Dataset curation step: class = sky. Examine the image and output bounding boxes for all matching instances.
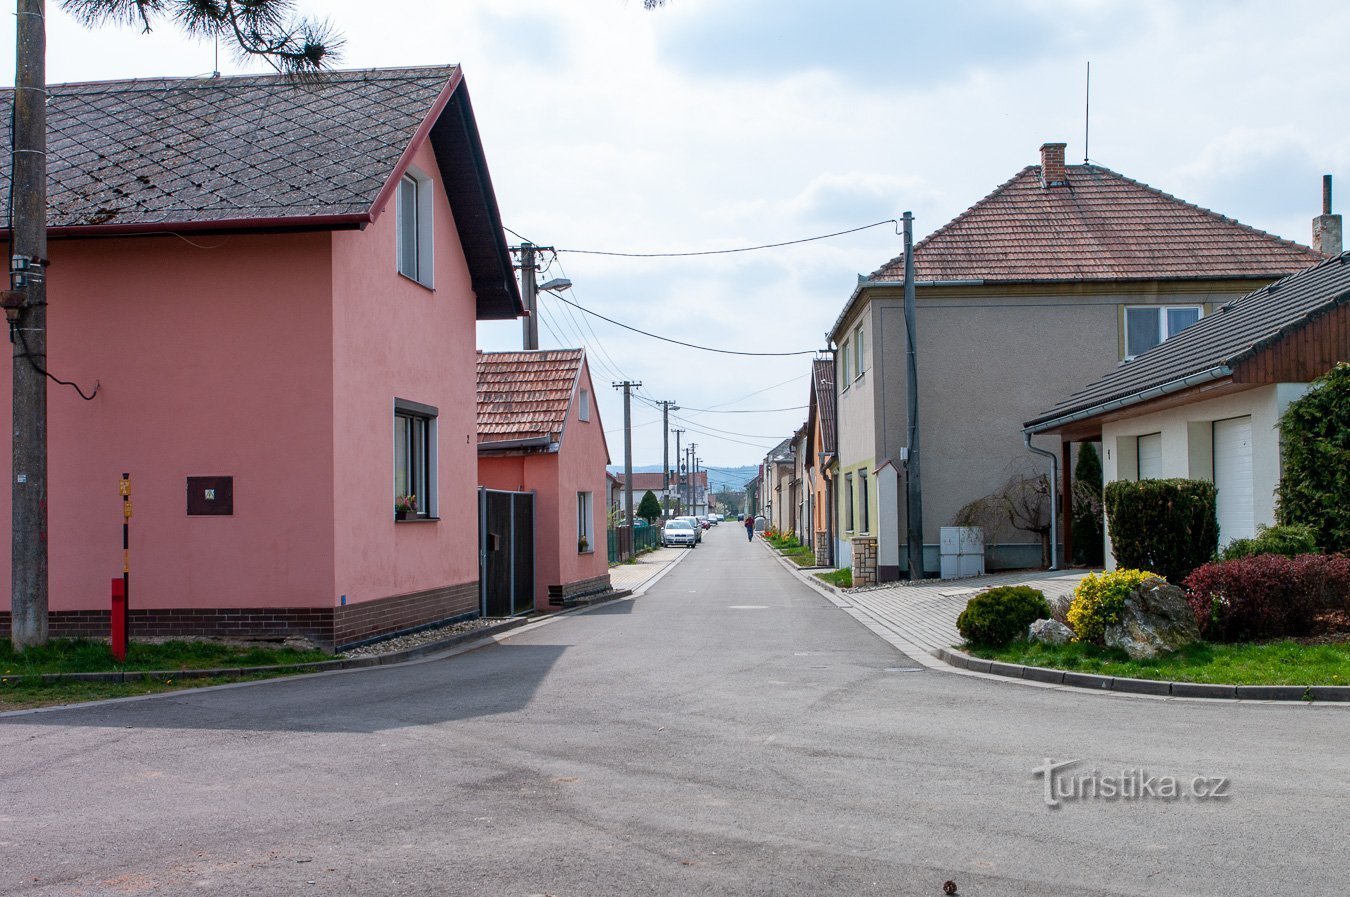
[2,0,1346,480]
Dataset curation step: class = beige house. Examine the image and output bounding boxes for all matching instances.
[829,142,1325,579]
[1025,250,1348,560]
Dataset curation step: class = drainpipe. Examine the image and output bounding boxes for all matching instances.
[1022,432,1059,571]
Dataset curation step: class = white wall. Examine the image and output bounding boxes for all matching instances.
[1099,383,1308,566]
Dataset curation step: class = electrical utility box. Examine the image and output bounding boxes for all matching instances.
[939,526,985,579]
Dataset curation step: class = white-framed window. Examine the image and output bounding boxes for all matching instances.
[396,170,435,287]
[840,340,851,392]
[844,472,855,530]
[394,398,437,518]
[858,469,869,532]
[579,387,591,422]
[577,492,594,552]
[853,325,865,379]
[1124,305,1201,358]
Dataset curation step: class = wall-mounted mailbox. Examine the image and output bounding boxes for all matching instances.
[187,476,233,515]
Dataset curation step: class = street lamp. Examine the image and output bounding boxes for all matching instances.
[538,277,572,292]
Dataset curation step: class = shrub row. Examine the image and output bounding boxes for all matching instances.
[1104,478,1217,584]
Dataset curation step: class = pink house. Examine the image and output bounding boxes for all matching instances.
[477,350,614,611]
[0,66,522,649]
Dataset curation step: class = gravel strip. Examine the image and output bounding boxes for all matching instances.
[341,618,501,658]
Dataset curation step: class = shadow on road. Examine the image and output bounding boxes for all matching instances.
[3,642,568,734]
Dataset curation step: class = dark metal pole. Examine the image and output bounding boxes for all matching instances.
[903,211,925,581]
[672,429,683,516]
[614,381,640,531]
[659,401,676,518]
[10,0,49,649]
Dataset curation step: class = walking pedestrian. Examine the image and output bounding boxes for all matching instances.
[745,515,755,542]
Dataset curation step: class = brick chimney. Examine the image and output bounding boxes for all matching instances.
[1039,142,1068,188]
[1313,174,1343,256]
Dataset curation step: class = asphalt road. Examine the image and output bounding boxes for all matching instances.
[1,525,1347,896]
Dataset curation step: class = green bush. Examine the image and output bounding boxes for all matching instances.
[956,586,1051,648]
[1066,568,1161,645]
[1071,443,1105,566]
[1277,362,1350,552]
[637,490,663,523]
[1103,478,1218,584]
[1219,524,1320,561]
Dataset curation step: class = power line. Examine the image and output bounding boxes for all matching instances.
[678,404,808,414]
[553,294,816,357]
[670,414,799,441]
[558,219,900,258]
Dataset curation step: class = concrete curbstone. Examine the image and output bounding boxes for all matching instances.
[1308,686,1350,702]
[1062,671,1113,690]
[965,658,993,674]
[1171,682,1237,699]
[1110,676,1171,696]
[988,661,1026,679]
[1021,665,1065,685]
[1234,685,1309,702]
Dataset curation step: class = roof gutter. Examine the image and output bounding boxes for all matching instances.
[1023,365,1233,436]
[828,278,987,340]
[8,213,372,240]
[477,435,558,453]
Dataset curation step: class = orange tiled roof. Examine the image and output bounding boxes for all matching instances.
[870,164,1324,284]
[477,349,584,445]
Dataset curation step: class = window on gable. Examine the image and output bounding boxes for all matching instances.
[396,171,434,287]
[853,325,865,379]
[1124,305,1201,359]
[394,398,437,519]
[579,387,591,422]
[840,340,851,392]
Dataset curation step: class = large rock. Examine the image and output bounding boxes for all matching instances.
[1028,618,1073,645]
[1105,580,1202,660]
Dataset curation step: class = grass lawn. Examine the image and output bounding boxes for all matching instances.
[969,639,1350,686]
[0,638,330,710]
[814,568,853,589]
[0,670,307,712]
[784,546,816,567]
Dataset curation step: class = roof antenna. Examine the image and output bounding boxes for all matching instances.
[1083,60,1091,164]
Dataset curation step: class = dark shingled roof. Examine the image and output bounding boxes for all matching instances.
[871,163,1324,284]
[1026,252,1350,430]
[0,65,521,318]
[477,350,585,446]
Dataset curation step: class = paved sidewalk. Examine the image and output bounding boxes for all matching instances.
[606,545,691,593]
[842,569,1089,652]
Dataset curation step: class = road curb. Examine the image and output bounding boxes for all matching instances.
[934,646,1350,704]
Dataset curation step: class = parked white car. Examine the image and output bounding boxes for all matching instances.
[675,515,703,542]
[662,518,697,548]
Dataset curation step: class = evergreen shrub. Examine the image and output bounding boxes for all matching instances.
[956,586,1051,648]
[1103,478,1217,584]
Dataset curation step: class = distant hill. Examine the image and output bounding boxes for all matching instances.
[607,463,757,493]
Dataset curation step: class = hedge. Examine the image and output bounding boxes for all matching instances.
[1103,478,1217,585]
[1277,362,1350,552]
[1184,553,1350,642]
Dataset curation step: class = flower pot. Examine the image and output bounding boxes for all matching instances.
[395,508,410,521]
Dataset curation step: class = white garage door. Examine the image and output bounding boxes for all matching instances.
[1213,416,1254,544]
[1137,433,1163,479]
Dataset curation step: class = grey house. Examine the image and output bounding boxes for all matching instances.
[829,142,1325,578]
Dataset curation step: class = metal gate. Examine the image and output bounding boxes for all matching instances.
[479,488,535,617]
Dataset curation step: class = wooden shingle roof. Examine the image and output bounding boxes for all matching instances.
[871,164,1324,284]
[477,350,585,446]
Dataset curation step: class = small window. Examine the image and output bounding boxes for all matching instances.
[577,492,594,551]
[1124,305,1201,358]
[858,469,869,532]
[840,340,851,391]
[579,387,591,422]
[396,171,434,287]
[395,398,437,518]
[844,472,855,531]
[853,325,865,379]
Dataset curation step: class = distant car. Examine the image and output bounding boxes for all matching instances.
[662,518,697,548]
[707,515,720,526]
[675,515,703,542]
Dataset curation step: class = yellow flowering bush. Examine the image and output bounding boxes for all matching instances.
[1066,568,1163,644]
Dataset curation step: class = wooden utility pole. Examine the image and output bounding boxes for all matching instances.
[671,429,684,516]
[9,0,49,649]
[656,400,677,518]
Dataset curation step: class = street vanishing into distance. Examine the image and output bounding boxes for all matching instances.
[2,526,1344,897]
